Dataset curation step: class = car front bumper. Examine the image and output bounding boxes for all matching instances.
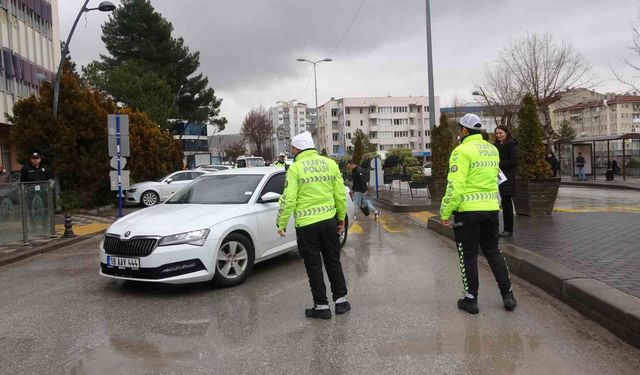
[99,237,219,284]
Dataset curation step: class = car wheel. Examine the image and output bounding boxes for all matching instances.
[339,217,349,249]
[213,233,255,287]
[140,190,159,207]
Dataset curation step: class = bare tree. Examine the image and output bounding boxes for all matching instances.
[224,140,247,163]
[474,63,524,131]
[613,15,640,92]
[241,106,274,157]
[500,33,593,151]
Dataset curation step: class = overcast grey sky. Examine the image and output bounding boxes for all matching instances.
[59,0,639,133]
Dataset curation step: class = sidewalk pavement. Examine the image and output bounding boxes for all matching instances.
[561,177,640,191]
[0,207,138,267]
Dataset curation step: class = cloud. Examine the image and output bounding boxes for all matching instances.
[58,0,639,132]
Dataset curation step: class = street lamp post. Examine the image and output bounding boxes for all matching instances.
[297,58,332,152]
[472,88,500,127]
[52,1,115,118]
[425,0,436,131]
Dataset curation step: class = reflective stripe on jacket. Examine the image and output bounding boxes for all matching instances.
[277,149,347,230]
[440,134,500,220]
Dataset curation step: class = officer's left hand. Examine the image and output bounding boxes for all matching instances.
[443,219,452,227]
[277,230,286,237]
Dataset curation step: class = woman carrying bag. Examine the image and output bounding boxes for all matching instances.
[494,126,518,237]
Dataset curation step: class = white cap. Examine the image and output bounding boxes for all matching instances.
[459,113,483,130]
[291,131,315,150]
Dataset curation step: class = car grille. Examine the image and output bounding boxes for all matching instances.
[104,235,158,257]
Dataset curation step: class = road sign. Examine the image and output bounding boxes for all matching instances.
[108,115,129,135]
[108,135,130,157]
[110,156,127,170]
[110,170,130,191]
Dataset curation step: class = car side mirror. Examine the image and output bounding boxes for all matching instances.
[259,192,281,203]
[166,178,173,184]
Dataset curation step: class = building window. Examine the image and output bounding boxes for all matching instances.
[346,108,350,115]
[377,106,392,113]
[394,131,409,138]
[393,106,408,113]
[425,143,431,149]
[369,132,377,139]
[379,131,394,139]
[378,119,392,126]
[332,133,339,141]
[347,133,352,139]
[346,120,351,127]
[393,118,408,125]
[360,108,363,114]
[360,120,363,126]
[410,130,415,137]
[333,145,340,154]
[331,109,338,117]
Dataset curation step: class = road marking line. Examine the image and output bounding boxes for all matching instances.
[350,222,364,234]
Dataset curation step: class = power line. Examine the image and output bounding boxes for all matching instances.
[299,67,314,104]
[329,0,366,57]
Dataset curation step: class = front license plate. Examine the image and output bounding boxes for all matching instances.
[107,255,140,269]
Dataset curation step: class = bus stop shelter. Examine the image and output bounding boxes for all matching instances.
[556,133,640,181]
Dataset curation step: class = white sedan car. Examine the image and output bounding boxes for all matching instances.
[125,170,207,207]
[100,167,355,286]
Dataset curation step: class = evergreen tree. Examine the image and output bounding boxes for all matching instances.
[350,129,373,164]
[558,119,577,140]
[515,94,552,178]
[91,0,226,130]
[431,113,455,177]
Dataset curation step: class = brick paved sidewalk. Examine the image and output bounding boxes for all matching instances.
[502,212,640,298]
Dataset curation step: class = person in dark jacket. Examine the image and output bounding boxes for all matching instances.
[545,152,560,177]
[494,126,517,237]
[346,160,379,221]
[20,152,53,182]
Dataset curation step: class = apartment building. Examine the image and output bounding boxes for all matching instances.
[0,0,60,171]
[549,88,605,134]
[553,95,640,137]
[267,101,316,155]
[316,96,440,157]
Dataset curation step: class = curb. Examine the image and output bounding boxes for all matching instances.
[561,181,640,191]
[372,197,439,213]
[0,232,103,267]
[424,215,640,349]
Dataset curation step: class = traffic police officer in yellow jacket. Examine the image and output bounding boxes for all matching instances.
[441,114,516,314]
[277,131,350,319]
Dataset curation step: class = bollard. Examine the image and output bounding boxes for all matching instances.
[63,213,75,237]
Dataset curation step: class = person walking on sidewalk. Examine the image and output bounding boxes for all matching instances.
[545,152,560,177]
[576,152,586,181]
[494,126,518,237]
[0,164,10,183]
[277,131,350,319]
[346,160,379,221]
[440,114,516,315]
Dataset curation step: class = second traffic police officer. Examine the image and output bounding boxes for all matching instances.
[274,153,288,170]
[440,114,516,315]
[277,131,350,319]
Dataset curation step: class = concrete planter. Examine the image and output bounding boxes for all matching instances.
[513,178,561,216]
[425,176,448,204]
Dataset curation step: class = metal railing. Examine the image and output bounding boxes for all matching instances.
[0,181,56,246]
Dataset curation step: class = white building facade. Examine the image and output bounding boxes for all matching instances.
[0,0,60,171]
[553,95,640,137]
[267,101,316,155]
[316,96,440,157]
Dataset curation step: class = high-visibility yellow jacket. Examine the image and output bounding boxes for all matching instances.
[273,160,286,168]
[277,149,347,230]
[440,134,501,220]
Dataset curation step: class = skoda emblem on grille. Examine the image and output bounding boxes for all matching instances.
[124,231,131,238]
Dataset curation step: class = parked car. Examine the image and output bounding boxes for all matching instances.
[125,170,207,207]
[196,165,232,172]
[423,162,432,177]
[235,156,265,168]
[100,167,355,286]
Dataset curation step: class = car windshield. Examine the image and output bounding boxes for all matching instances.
[166,175,264,204]
[246,158,265,167]
[156,172,174,182]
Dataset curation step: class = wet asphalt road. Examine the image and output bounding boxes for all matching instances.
[1,213,639,375]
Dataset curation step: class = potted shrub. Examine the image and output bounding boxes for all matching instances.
[427,113,455,203]
[512,94,560,216]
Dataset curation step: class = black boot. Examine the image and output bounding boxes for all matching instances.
[457,297,479,314]
[305,306,331,320]
[335,301,351,315]
[502,292,517,311]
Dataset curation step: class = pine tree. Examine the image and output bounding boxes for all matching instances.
[558,119,577,140]
[516,94,552,178]
[92,0,226,130]
[350,129,373,164]
[431,113,455,177]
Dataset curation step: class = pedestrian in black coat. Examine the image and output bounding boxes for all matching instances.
[494,126,518,237]
[545,152,560,177]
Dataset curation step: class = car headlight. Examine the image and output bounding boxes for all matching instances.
[128,189,137,193]
[158,229,210,246]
